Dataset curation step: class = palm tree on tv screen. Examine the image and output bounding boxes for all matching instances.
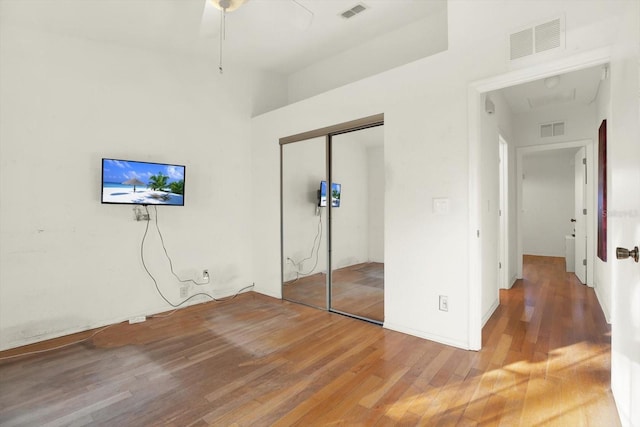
[148,173,169,191]
[168,180,184,195]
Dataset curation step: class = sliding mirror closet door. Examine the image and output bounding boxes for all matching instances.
[330,126,384,323]
[281,137,328,309]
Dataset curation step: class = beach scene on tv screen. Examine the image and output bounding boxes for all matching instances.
[102,159,184,205]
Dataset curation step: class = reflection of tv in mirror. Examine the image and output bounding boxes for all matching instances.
[101,158,185,206]
[318,181,341,207]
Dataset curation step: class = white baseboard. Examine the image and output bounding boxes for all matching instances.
[593,285,611,324]
[0,287,255,352]
[383,322,470,350]
[482,298,500,327]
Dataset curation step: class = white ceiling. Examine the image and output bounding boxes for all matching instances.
[499,65,605,114]
[0,0,446,75]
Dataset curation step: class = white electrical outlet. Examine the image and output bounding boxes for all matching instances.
[439,295,448,312]
[203,269,209,282]
[129,316,146,324]
[180,285,188,299]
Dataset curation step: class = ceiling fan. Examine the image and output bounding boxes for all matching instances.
[210,0,247,13]
[201,0,314,73]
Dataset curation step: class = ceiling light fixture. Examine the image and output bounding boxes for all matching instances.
[543,75,561,89]
[210,0,248,74]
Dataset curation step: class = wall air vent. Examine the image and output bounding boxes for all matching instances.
[509,16,564,61]
[535,19,561,53]
[510,28,534,60]
[340,3,368,19]
[540,121,565,138]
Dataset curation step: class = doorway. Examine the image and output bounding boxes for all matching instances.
[467,48,611,350]
[516,141,594,284]
[280,114,385,324]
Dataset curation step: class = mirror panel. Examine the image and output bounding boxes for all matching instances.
[281,137,327,309]
[330,126,384,322]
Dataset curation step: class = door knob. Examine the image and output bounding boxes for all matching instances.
[616,246,639,263]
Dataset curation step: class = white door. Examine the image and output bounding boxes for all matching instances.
[574,147,587,283]
[610,60,640,426]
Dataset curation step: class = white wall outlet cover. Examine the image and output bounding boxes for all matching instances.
[432,198,450,214]
[129,316,146,324]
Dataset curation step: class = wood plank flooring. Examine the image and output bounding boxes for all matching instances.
[0,255,619,426]
[283,262,384,322]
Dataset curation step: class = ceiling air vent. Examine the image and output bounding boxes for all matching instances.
[340,3,368,19]
[509,16,564,61]
[540,121,565,138]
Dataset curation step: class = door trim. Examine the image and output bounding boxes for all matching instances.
[279,114,384,145]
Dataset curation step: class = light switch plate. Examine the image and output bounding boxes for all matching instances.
[433,198,450,214]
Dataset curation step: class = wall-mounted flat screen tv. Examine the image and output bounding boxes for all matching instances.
[318,181,341,207]
[101,158,185,206]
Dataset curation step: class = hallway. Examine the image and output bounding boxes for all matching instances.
[480,255,618,425]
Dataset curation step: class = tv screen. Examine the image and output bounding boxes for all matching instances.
[318,181,341,207]
[101,158,185,206]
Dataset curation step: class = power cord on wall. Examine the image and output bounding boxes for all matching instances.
[285,209,323,284]
[150,205,209,286]
[141,205,254,308]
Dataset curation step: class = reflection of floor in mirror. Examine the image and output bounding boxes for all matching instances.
[283,262,384,322]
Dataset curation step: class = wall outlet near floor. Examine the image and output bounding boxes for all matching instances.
[202,269,209,282]
[439,295,449,312]
[129,316,146,324]
[180,285,188,299]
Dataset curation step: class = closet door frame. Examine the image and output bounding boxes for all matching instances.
[280,114,384,312]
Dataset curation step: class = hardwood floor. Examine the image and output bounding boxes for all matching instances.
[0,256,619,426]
[283,262,384,322]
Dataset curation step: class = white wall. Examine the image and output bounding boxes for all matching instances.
[479,94,500,323]
[594,72,612,322]
[0,12,274,350]
[496,93,520,287]
[252,0,631,350]
[522,150,577,257]
[287,6,448,104]
[486,91,518,288]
